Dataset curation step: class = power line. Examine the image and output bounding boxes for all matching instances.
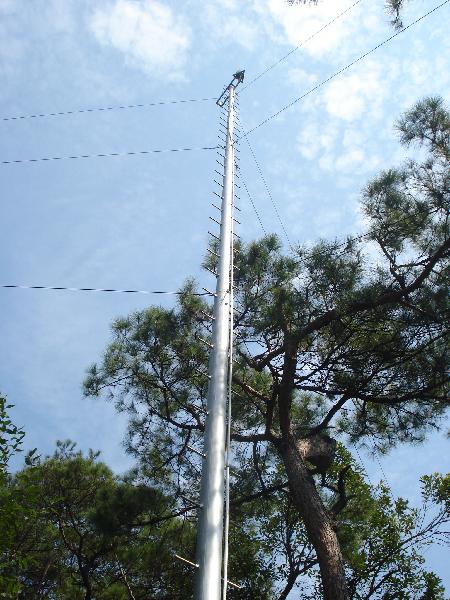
[239,0,363,93]
[1,284,212,296]
[372,442,398,505]
[352,444,375,487]
[246,0,450,135]
[1,145,219,165]
[239,172,267,236]
[324,233,367,252]
[233,105,267,237]
[1,97,216,123]
[240,122,293,249]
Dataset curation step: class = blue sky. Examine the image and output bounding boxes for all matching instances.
[1,0,449,589]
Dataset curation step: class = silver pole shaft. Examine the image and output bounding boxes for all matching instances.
[195,84,236,600]
[222,222,234,600]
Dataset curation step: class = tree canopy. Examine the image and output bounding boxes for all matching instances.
[2,440,276,598]
[3,441,197,599]
[2,439,448,599]
[1,396,42,596]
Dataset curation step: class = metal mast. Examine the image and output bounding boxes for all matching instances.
[195,70,244,600]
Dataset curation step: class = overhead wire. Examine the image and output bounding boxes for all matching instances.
[352,444,375,487]
[0,241,373,303]
[230,2,383,248]
[246,0,450,135]
[353,442,397,506]
[0,284,212,296]
[238,113,293,249]
[239,172,267,236]
[370,436,398,506]
[1,145,219,165]
[1,97,216,123]
[301,232,368,255]
[239,0,363,93]
[233,103,267,237]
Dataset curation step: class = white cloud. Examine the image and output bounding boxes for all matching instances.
[287,67,318,89]
[199,2,259,51]
[0,0,16,14]
[296,96,383,176]
[260,0,380,59]
[44,0,77,35]
[0,1,26,77]
[322,62,384,121]
[90,0,191,80]
[297,120,339,159]
[335,147,364,171]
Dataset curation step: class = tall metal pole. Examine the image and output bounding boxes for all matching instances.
[195,80,237,600]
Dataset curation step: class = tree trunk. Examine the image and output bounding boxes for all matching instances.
[78,562,92,600]
[279,433,348,600]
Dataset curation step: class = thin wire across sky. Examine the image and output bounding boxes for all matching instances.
[0,284,212,296]
[239,0,364,93]
[246,0,450,134]
[0,97,216,123]
[2,0,447,140]
[2,0,448,291]
[0,2,363,124]
[1,145,219,165]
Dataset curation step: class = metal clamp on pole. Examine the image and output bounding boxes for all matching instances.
[216,70,245,107]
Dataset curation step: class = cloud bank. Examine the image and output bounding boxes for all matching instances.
[90,0,191,80]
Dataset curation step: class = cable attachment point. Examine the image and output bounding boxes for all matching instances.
[186,444,207,459]
[200,310,214,321]
[197,335,214,349]
[179,493,203,509]
[193,366,211,380]
[216,70,245,107]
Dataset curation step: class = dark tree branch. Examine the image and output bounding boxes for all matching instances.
[296,237,450,341]
[309,395,350,436]
[231,482,289,509]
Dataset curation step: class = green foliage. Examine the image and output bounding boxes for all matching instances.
[275,445,449,598]
[0,394,25,469]
[386,0,408,28]
[4,440,448,598]
[421,472,450,512]
[420,572,446,599]
[0,395,38,597]
[397,96,450,161]
[4,441,197,599]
